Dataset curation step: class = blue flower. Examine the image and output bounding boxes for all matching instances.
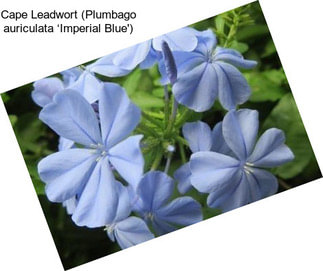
[105,182,154,249]
[133,171,202,235]
[167,29,257,112]
[174,120,230,194]
[87,27,199,77]
[188,109,294,212]
[37,83,144,227]
[31,67,102,107]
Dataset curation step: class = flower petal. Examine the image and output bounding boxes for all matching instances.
[113,41,151,70]
[182,121,212,153]
[136,171,174,212]
[214,62,251,110]
[156,196,202,227]
[63,197,78,215]
[174,163,193,194]
[190,151,240,193]
[72,157,119,228]
[113,181,132,222]
[113,217,154,249]
[61,67,83,87]
[39,90,102,146]
[68,70,103,103]
[222,109,259,161]
[108,135,144,189]
[32,77,64,107]
[210,122,231,155]
[214,47,257,69]
[152,27,198,52]
[245,168,278,199]
[208,173,250,212]
[248,128,294,167]
[173,62,218,112]
[38,148,97,202]
[99,83,141,148]
[58,136,74,151]
[87,53,132,77]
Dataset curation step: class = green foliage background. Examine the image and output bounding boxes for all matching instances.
[1,2,321,269]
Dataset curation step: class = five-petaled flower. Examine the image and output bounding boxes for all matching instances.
[189,109,294,211]
[38,83,144,227]
[166,29,257,112]
[132,171,203,235]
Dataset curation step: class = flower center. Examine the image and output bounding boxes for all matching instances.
[90,143,108,162]
[243,162,254,175]
[145,212,154,221]
[104,223,116,234]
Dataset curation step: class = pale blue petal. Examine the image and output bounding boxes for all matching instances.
[39,90,102,146]
[190,151,240,193]
[222,109,259,161]
[63,197,78,215]
[174,163,193,194]
[193,28,217,51]
[214,62,251,110]
[173,62,218,112]
[99,83,141,148]
[32,78,64,107]
[72,158,119,228]
[113,41,151,70]
[151,216,176,235]
[152,27,198,52]
[214,47,257,69]
[38,148,97,202]
[87,53,132,77]
[113,181,132,222]
[210,122,231,155]
[108,135,144,189]
[248,128,294,167]
[61,67,83,87]
[68,70,103,103]
[136,171,174,212]
[182,121,212,153]
[208,173,250,212]
[113,217,154,249]
[245,168,278,199]
[140,47,159,69]
[157,196,202,226]
[58,137,74,151]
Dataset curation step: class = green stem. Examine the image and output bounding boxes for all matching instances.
[175,135,189,146]
[142,112,163,129]
[165,97,178,136]
[138,123,159,137]
[178,142,187,164]
[150,147,164,170]
[164,85,170,129]
[175,108,191,128]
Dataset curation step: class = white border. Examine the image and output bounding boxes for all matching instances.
[0,0,322,270]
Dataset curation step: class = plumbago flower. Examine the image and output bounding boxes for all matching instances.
[186,109,294,211]
[87,27,199,77]
[164,29,257,112]
[38,83,144,227]
[132,171,202,235]
[105,182,154,249]
[174,120,230,194]
[31,66,102,107]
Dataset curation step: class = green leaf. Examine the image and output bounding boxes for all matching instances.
[262,93,316,179]
[245,70,287,102]
[1,93,10,103]
[230,40,249,53]
[9,115,18,127]
[130,92,164,109]
[261,39,276,58]
[215,16,225,33]
[236,24,269,41]
[123,68,142,95]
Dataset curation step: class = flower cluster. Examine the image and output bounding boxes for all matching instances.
[32,26,294,250]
